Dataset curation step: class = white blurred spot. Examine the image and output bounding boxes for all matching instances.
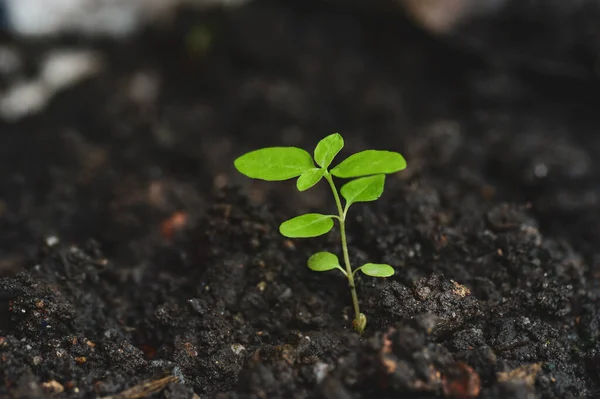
[41,50,103,91]
[128,71,160,105]
[314,362,331,384]
[0,50,102,121]
[0,81,47,121]
[45,236,60,246]
[534,163,548,178]
[4,0,253,38]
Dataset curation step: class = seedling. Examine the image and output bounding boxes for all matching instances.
[234,133,406,334]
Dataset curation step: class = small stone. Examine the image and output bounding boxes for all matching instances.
[452,281,471,297]
[231,344,246,355]
[497,363,542,387]
[415,286,432,300]
[257,281,267,292]
[42,380,64,394]
[278,287,292,300]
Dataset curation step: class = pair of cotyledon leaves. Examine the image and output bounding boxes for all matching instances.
[307,251,395,277]
[234,133,406,278]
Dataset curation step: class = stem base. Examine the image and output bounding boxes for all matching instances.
[353,313,367,334]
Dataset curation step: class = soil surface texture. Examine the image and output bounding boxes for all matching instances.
[2,1,600,398]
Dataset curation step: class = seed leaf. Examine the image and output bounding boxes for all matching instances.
[307,251,340,272]
[330,150,406,178]
[279,213,334,238]
[297,168,324,191]
[314,133,344,169]
[359,263,395,277]
[234,147,314,181]
[340,175,385,207]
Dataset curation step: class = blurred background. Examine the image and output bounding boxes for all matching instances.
[1,0,600,273]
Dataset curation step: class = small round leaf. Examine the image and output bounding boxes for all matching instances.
[359,263,395,277]
[330,150,406,178]
[297,168,324,191]
[234,147,314,181]
[340,174,385,206]
[279,213,334,238]
[314,133,344,169]
[307,251,340,272]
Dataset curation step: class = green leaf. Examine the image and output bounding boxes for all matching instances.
[307,251,340,272]
[279,213,334,238]
[234,147,314,181]
[314,133,344,169]
[359,263,395,277]
[340,175,385,207]
[296,168,324,191]
[330,150,406,178]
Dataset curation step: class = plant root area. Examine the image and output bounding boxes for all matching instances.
[2,1,600,398]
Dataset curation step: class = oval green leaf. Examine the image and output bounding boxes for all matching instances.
[234,147,314,181]
[330,150,406,178]
[314,133,344,169]
[340,174,385,206]
[279,213,334,238]
[307,251,340,272]
[359,263,395,277]
[296,168,324,191]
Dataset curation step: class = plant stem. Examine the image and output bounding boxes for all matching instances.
[324,172,365,334]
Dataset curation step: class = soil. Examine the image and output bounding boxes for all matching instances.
[2,1,600,398]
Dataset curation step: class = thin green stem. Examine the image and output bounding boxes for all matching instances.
[342,203,350,220]
[351,265,364,277]
[324,171,364,333]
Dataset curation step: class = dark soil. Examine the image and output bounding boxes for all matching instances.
[2,1,600,398]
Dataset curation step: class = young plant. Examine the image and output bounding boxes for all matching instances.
[234,133,406,334]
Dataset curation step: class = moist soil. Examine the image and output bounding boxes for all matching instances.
[2,1,600,398]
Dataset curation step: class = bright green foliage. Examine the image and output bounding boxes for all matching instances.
[279,214,334,238]
[297,168,325,191]
[314,133,344,169]
[330,150,406,178]
[340,174,385,208]
[356,263,395,277]
[234,133,407,334]
[308,251,343,273]
[234,147,314,180]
